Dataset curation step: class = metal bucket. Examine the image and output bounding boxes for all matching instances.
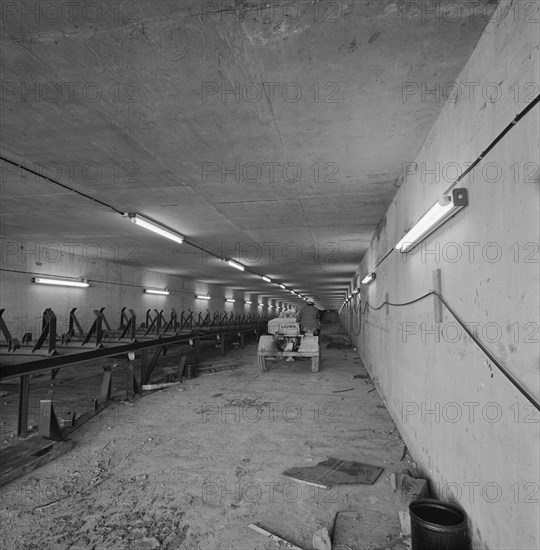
[409,499,469,550]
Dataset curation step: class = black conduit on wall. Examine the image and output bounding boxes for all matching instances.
[342,291,540,411]
[360,95,540,275]
[341,96,540,409]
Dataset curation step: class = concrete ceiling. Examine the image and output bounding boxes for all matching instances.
[0,0,496,309]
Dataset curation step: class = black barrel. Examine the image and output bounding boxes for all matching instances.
[409,499,469,550]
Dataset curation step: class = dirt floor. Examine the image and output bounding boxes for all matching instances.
[0,323,415,549]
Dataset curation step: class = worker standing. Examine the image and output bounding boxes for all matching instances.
[296,297,321,335]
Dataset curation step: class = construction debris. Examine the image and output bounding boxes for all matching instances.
[141,382,182,391]
[395,469,429,502]
[196,360,238,375]
[283,457,384,488]
[312,527,332,550]
[399,510,411,537]
[248,524,305,550]
[0,437,75,486]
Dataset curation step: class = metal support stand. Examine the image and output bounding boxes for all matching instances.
[100,365,113,402]
[0,309,20,351]
[119,308,137,341]
[17,375,30,436]
[125,358,140,401]
[38,399,62,439]
[220,334,226,356]
[82,308,108,347]
[68,308,84,339]
[32,308,57,355]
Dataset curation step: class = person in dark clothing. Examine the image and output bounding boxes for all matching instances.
[296,297,321,334]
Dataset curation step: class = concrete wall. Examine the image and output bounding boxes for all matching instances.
[341,2,539,548]
[0,241,269,339]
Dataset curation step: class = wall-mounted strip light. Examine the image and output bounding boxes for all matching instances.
[226,298,236,303]
[245,300,252,305]
[227,259,245,271]
[129,214,184,244]
[395,188,468,253]
[196,294,211,300]
[361,273,376,285]
[144,288,169,295]
[261,276,271,283]
[32,277,89,288]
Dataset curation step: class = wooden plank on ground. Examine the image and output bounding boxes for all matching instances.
[248,524,305,550]
[0,438,75,486]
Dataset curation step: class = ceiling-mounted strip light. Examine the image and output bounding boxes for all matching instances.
[258,303,264,307]
[226,298,236,303]
[32,277,89,288]
[395,188,468,253]
[261,276,271,283]
[245,300,252,305]
[196,294,211,300]
[361,273,376,285]
[352,288,359,295]
[144,288,169,295]
[227,259,245,271]
[279,284,286,289]
[129,214,184,244]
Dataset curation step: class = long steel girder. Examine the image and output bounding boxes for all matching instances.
[0,327,265,380]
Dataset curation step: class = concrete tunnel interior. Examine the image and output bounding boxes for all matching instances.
[0,0,539,549]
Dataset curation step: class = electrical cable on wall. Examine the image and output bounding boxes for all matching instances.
[356,94,540,279]
[358,290,540,412]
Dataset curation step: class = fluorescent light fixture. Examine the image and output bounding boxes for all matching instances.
[144,288,169,295]
[352,288,359,295]
[32,277,89,288]
[129,214,184,244]
[361,273,376,285]
[226,298,236,303]
[261,276,271,283]
[279,284,286,289]
[258,303,264,307]
[245,300,252,305]
[196,294,211,300]
[395,188,468,253]
[226,259,245,271]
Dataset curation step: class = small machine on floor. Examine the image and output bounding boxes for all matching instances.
[257,318,321,373]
